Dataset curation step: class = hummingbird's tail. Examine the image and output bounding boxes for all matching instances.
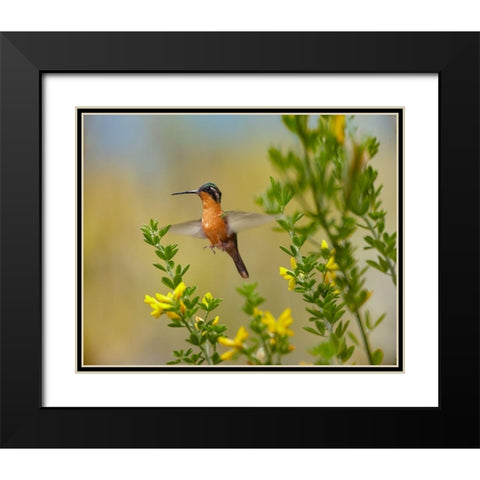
[231,251,249,279]
[225,236,249,279]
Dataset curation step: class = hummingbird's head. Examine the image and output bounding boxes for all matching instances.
[172,182,222,204]
[197,183,222,204]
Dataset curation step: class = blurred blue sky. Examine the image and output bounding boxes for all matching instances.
[84,113,396,182]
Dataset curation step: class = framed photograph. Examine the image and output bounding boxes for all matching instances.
[1,32,478,447]
[77,107,402,372]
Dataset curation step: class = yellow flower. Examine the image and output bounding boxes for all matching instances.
[261,311,277,334]
[277,308,294,336]
[144,293,175,318]
[321,248,339,291]
[144,283,187,319]
[154,292,174,308]
[359,290,373,306]
[218,326,248,348]
[144,294,162,318]
[261,308,294,337]
[219,349,236,361]
[326,256,339,271]
[332,115,346,144]
[279,257,297,290]
[212,315,220,326]
[202,292,213,304]
[173,281,186,300]
[323,271,340,294]
[218,326,248,361]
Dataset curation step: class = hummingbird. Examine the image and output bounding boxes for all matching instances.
[170,182,272,278]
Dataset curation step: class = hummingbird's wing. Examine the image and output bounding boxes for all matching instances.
[169,219,206,238]
[225,211,274,234]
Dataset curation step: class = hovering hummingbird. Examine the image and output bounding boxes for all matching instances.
[170,182,272,278]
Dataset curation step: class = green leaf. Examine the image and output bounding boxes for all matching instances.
[161,277,174,289]
[155,249,166,260]
[347,332,360,346]
[269,148,287,170]
[143,236,154,246]
[187,334,199,346]
[158,225,171,237]
[333,309,346,323]
[374,313,386,328]
[315,320,326,336]
[364,236,375,247]
[305,307,322,318]
[276,219,290,231]
[372,349,384,365]
[365,311,372,329]
[292,235,301,247]
[282,115,299,134]
[378,257,389,272]
[341,345,355,363]
[313,340,336,359]
[335,322,344,338]
[303,326,322,336]
[366,259,382,271]
[292,212,304,224]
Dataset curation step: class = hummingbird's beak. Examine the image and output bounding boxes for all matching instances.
[171,189,199,196]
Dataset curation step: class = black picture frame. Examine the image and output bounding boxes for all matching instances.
[1,32,478,448]
[76,106,404,373]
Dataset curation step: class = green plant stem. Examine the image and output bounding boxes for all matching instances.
[184,318,213,365]
[363,216,397,285]
[300,140,323,218]
[275,350,282,365]
[159,250,214,366]
[354,311,374,365]
[203,339,212,365]
[259,334,273,364]
[285,227,343,365]
[317,212,374,365]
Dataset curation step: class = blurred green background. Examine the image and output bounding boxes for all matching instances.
[83,113,397,366]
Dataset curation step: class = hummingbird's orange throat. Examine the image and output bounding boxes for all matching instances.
[198,191,228,247]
